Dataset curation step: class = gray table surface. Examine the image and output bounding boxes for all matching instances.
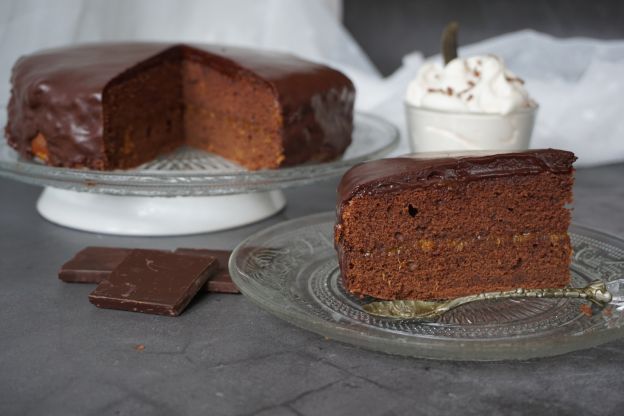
[1,164,624,416]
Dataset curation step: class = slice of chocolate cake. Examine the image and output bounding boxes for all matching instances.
[335,149,576,300]
[6,43,355,170]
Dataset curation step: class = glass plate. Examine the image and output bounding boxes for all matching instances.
[230,212,624,361]
[0,112,398,196]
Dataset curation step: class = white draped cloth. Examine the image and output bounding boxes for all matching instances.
[1,0,623,166]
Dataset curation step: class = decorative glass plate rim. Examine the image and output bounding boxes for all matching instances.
[0,112,398,196]
[230,212,624,361]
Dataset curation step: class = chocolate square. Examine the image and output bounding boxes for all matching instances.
[58,247,133,283]
[174,248,239,294]
[88,249,217,316]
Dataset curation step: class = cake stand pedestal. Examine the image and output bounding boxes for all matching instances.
[0,113,398,236]
[37,187,286,235]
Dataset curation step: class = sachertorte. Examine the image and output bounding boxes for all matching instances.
[6,43,355,170]
[335,149,576,300]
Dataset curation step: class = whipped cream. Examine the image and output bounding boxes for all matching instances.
[406,55,535,114]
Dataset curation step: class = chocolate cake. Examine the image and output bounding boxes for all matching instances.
[335,149,576,300]
[6,43,355,170]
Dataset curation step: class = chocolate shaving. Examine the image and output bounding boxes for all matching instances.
[457,82,475,97]
[505,75,525,85]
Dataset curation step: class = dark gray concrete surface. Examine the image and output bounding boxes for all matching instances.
[1,164,624,416]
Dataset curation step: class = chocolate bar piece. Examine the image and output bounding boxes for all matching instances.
[58,247,133,283]
[59,246,239,293]
[174,249,239,294]
[89,249,217,316]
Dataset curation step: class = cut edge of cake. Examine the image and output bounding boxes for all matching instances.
[334,149,577,301]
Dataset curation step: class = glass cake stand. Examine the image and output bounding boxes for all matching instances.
[230,212,624,361]
[0,113,398,235]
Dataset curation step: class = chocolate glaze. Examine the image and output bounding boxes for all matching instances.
[6,43,354,169]
[337,149,576,208]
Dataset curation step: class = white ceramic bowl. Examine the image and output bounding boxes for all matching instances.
[404,103,538,152]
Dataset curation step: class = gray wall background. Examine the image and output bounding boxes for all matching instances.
[343,0,624,75]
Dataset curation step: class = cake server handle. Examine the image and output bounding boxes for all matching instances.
[363,280,613,320]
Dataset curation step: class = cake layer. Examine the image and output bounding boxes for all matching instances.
[340,233,571,300]
[337,172,573,249]
[6,43,355,170]
[182,59,284,169]
[105,54,185,169]
[335,149,576,301]
[338,149,576,204]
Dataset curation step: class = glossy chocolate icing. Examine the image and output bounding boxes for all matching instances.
[6,43,354,169]
[337,149,576,207]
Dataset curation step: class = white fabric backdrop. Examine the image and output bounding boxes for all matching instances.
[1,0,622,166]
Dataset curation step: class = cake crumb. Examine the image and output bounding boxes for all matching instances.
[31,133,49,162]
[580,304,593,317]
